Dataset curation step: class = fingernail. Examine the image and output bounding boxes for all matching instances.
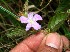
[46,32,61,49]
[46,43,58,49]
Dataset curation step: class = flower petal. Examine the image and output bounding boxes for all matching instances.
[20,16,28,23]
[28,12,34,19]
[33,14,43,21]
[32,22,41,30]
[25,23,32,31]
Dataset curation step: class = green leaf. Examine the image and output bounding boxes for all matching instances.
[6,27,26,38]
[47,0,70,32]
[61,24,70,39]
[0,0,10,10]
[56,0,70,12]
[0,6,18,18]
[0,6,22,26]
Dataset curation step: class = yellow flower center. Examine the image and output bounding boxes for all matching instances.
[29,19,34,24]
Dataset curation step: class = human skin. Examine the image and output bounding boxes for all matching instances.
[10,32,45,52]
[61,36,69,50]
[10,32,69,52]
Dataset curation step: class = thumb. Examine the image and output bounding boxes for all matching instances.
[37,32,60,52]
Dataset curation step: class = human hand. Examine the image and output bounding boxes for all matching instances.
[10,32,70,52]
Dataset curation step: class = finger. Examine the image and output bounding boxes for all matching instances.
[23,32,45,51]
[66,48,70,52]
[46,32,61,49]
[61,36,69,50]
[58,38,63,52]
[66,50,70,52]
[37,32,60,52]
[10,32,45,52]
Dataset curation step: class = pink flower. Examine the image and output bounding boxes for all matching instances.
[20,12,43,31]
